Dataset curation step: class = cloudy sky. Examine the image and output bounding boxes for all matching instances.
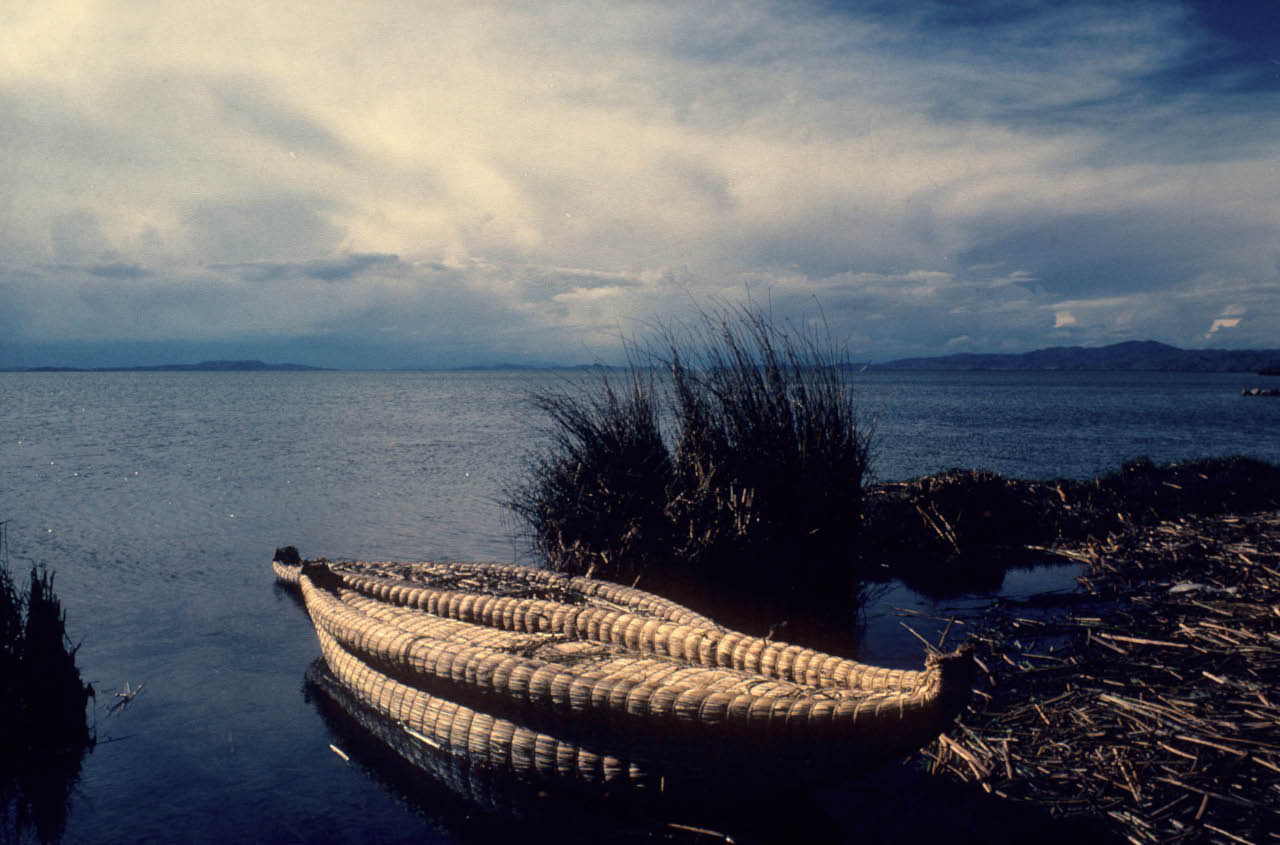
[2,0,1277,368]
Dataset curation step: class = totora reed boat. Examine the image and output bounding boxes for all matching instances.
[274,549,974,792]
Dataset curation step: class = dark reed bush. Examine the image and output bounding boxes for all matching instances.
[0,563,94,760]
[1090,455,1280,522]
[0,559,94,844]
[507,369,673,585]
[663,307,869,585]
[0,564,22,736]
[508,304,871,623]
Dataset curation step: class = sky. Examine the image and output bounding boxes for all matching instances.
[2,0,1277,368]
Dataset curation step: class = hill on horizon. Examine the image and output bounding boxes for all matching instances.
[877,340,1280,372]
[13,359,326,373]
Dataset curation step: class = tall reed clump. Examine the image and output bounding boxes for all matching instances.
[507,369,673,586]
[508,305,871,625]
[1,558,94,843]
[663,308,869,590]
[0,561,94,772]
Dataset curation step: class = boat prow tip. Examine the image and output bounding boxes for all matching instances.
[926,642,977,702]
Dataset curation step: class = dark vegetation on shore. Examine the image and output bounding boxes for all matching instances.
[0,545,94,844]
[864,456,1280,596]
[505,305,871,635]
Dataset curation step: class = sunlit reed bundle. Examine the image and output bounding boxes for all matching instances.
[276,553,972,793]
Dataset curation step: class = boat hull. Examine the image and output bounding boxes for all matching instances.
[277,554,974,790]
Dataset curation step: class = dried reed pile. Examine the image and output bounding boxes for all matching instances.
[926,510,1280,843]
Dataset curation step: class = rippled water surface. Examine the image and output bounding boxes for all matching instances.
[1,369,1276,842]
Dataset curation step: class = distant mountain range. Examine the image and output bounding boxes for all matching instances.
[877,341,1280,373]
[12,360,326,373]
[7,343,1280,374]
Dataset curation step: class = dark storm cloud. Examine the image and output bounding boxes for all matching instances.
[1155,1,1280,94]
[823,0,1280,166]
[303,253,401,281]
[223,253,402,283]
[88,262,149,280]
[959,209,1276,300]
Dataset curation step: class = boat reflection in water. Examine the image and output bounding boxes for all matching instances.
[277,550,977,842]
[303,659,852,843]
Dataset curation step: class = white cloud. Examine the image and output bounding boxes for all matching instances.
[1206,317,1241,336]
[1205,304,1247,339]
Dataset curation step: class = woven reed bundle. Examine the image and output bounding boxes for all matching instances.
[300,567,973,753]
[273,559,302,585]
[317,561,928,693]
[336,559,720,629]
[314,625,666,789]
[273,554,935,692]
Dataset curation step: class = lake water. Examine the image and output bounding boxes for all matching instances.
[2,369,1276,842]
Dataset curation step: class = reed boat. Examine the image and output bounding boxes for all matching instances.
[275,551,974,791]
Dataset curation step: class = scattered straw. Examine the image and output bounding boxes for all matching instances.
[924,510,1280,844]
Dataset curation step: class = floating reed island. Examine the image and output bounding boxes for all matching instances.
[272,549,974,795]
[925,509,1280,844]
